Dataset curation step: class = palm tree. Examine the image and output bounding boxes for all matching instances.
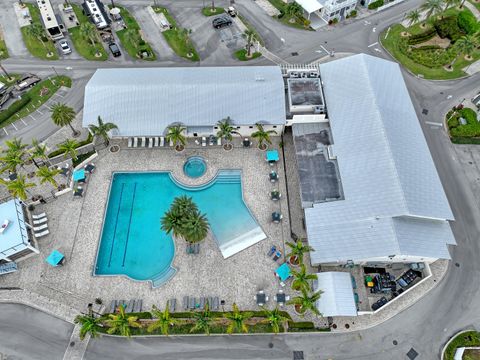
[291,264,318,291]
[456,35,478,60]
[287,288,323,317]
[148,304,177,336]
[190,303,212,335]
[79,22,100,55]
[30,139,51,167]
[165,125,186,151]
[211,0,216,11]
[216,117,239,150]
[5,137,27,154]
[420,0,444,19]
[105,306,141,337]
[173,195,198,216]
[88,116,118,146]
[262,307,288,334]
[286,1,302,17]
[183,209,209,243]
[285,239,314,265]
[0,150,24,173]
[3,174,36,200]
[161,208,185,238]
[243,30,256,57]
[443,0,460,9]
[50,103,79,136]
[25,24,52,56]
[36,166,61,189]
[251,123,277,150]
[74,313,103,340]
[405,9,421,26]
[225,303,253,334]
[124,28,141,51]
[58,139,79,161]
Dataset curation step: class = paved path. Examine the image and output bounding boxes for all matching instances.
[464,1,480,20]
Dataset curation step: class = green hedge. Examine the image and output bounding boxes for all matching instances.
[407,27,437,45]
[287,321,331,332]
[458,10,479,35]
[434,16,464,41]
[444,331,480,360]
[368,0,384,10]
[448,108,480,137]
[0,94,31,126]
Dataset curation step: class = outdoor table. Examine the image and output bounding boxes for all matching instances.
[59,167,69,176]
[272,212,282,223]
[85,164,95,173]
[46,250,65,267]
[256,293,266,305]
[8,173,17,181]
[243,139,251,147]
[276,293,286,304]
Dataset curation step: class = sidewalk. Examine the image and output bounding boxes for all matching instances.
[464,1,480,20]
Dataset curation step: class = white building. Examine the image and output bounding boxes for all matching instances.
[36,0,64,41]
[294,0,358,23]
[82,0,111,29]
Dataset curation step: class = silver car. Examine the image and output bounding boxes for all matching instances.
[59,40,72,55]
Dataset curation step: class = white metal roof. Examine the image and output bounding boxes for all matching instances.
[305,54,455,264]
[82,67,287,136]
[314,272,357,317]
[296,0,323,13]
[0,199,29,259]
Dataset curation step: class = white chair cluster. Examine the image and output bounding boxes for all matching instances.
[31,212,49,238]
[128,137,165,148]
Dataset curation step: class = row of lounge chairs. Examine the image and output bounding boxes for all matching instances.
[108,299,143,313]
[31,212,49,238]
[186,243,200,254]
[0,262,18,275]
[182,296,220,311]
[128,137,166,148]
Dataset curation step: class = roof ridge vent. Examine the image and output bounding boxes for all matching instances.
[255,76,265,82]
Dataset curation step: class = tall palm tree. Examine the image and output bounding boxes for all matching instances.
[148,304,177,336]
[25,24,52,56]
[58,139,79,161]
[3,174,36,200]
[105,306,141,337]
[173,195,198,216]
[251,123,277,150]
[190,303,212,335]
[183,209,209,243]
[0,150,24,173]
[50,103,79,136]
[285,239,314,265]
[225,303,253,334]
[36,166,61,189]
[161,207,184,238]
[420,0,444,19]
[456,35,478,59]
[30,139,51,167]
[79,22,100,55]
[74,313,103,340]
[291,264,318,291]
[5,137,27,154]
[262,307,288,334]
[165,125,186,151]
[286,1,302,17]
[405,9,421,26]
[287,288,323,317]
[216,117,239,150]
[88,116,118,146]
[443,0,460,10]
[243,29,256,57]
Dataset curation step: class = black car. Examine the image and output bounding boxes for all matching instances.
[109,42,121,57]
[212,16,232,29]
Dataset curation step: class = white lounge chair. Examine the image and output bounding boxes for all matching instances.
[169,139,173,147]
[32,212,46,220]
[148,138,153,148]
[202,137,207,147]
[141,137,146,147]
[217,137,222,146]
[33,223,48,232]
[154,137,159,147]
[34,229,49,238]
[133,137,138,148]
[128,138,133,148]
[160,137,165,147]
[33,217,48,225]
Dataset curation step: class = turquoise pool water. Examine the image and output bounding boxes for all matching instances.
[183,156,206,178]
[95,170,264,287]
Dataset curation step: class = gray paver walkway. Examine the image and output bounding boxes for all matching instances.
[464,1,480,20]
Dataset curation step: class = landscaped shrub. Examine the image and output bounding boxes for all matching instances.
[457,10,479,35]
[0,93,31,125]
[444,331,480,360]
[287,321,331,332]
[448,108,480,138]
[407,27,437,45]
[434,16,464,41]
[349,9,357,17]
[407,44,456,67]
[368,0,384,10]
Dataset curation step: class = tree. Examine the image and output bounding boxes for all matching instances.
[183,209,209,243]
[443,0,460,9]
[181,28,192,47]
[216,117,239,150]
[79,22,100,55]
[50,103,79,136]
[286,1,302,17]
[25,24,52,56]
[5,137,27,154]
[287,288,323,317]
[165,125,186,151]
[291,264,318,292]
[105,306,141,337]
[124,29,141,50]
[36,166,61,189]
[74,314,103,340]
[211,0,216,11]
[88,116,118,146]
[161,207,184,238]
[2,174,36,200]
[285,239,314,265]
[251,123,277,150]
[420,0,444,19]
[173,195,198,216]
[58,139,79,161]
[243,29,256,57]
[30,139,51,167]
[262,307,288,334]
[0,150,24,173]
[190,302,212,335]
[405,9,421,26]
[456,35,478,59]
[225,303,253,334]
[148,304,177,336]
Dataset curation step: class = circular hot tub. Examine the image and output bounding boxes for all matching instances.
[183,156,207,178]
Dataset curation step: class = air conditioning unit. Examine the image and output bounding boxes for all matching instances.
[300,72,308,78]
[289,71,299,78]
[314,106,322,114]
[309,71,319,77]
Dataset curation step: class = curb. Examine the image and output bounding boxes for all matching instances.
[440,329,476,360]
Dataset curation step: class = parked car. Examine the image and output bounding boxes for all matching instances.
[212,16,232,29]
[227,6,237,17]
[59,40,72,55]
[14,74,41,91]
[109,42,121,57]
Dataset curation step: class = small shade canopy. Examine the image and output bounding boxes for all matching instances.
[266,150,279,162]
[46,250,64,267]
[73,169,85,181]
[276,263,291,281]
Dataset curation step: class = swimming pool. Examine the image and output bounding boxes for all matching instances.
[95,170,266,287]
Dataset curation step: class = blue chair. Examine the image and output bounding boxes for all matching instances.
[267,246,276,257]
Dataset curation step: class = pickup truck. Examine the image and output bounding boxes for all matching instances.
[14,73,41,91]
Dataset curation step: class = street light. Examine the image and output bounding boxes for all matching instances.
[0,62,11,80]
[51,66,59,76]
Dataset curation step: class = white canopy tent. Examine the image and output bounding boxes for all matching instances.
[314,272,357,317]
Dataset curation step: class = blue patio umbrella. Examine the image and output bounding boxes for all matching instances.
[266,150,279,162]
[275,263,291,282]
[72,169,85,181]
[46,250,65,267]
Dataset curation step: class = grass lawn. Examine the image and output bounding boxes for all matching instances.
[0,75,71,128]
[202,7,225,16]
[380,8,480,80]
[152,6,200,61]
[237,13,265,46]
[0,36,8,60]
[21,3,58,60]
[444,331,480,360]
[265,0,312,30]
[0,74,20,84]
[235,48,261,61]
[112,5,156,61]
[69,4,108,61]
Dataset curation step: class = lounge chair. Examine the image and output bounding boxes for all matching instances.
[169,299,176,312]
[217,137,222,146]
[160,137,165,147]
[109,300,117,313]
[118,300,126,310]
[267,246,276,257]
[183,296,189,310]
[209,297,214,308]
[126,299,134,313]
[0,262,17,275]
[154,137,159,147]
[133,137,138,148]
[32,212,46,220]
[193,243,200,254]
[128,138,133,148]
[189,297,196,310]
[186,244,192,254]
[213,297,219,311]
[34,229,49,238]
[201,137,207,147]
[169,139,174,147]
[148,138,153,148]
[33,223,48,232]
[33,217,47,225]
[134,299,143,312]
[272,251,281,261]
[199,297,205,309]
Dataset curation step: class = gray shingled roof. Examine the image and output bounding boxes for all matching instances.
[305,54,455,264]
[82,67,286,136]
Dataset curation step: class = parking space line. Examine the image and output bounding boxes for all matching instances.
[36,109,43,115]
[425,121,443,127]
[20,119,27,126]
[29,114,36,121]
[3,128,8,136]
[53,92,65,98]
[11,122,18,131]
